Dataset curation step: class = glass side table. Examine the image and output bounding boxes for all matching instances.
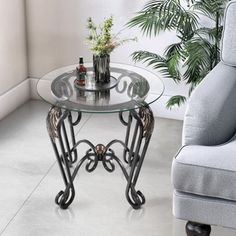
[37,63,164,209]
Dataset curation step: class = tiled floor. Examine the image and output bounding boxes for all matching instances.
[0,100,235,236]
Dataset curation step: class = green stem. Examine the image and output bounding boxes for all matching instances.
[214,11,219,67]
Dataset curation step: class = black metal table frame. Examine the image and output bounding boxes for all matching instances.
[46,105,154,209]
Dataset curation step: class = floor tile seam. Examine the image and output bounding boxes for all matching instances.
[0,161,56,236]
[0,162,55,177]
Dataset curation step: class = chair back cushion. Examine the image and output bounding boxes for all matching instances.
[221,0,236,66]
[183,62,236,146]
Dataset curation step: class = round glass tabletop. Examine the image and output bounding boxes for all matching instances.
[37,63,164,113]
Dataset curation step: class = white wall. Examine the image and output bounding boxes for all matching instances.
[0,0,29,120]
[0,0,28,94]
[26,0,188,120]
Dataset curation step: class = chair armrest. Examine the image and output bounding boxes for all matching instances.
[183,61,236,146]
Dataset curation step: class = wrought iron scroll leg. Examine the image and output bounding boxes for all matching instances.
[124,105,154,209]
[132,136,151,188]
[61,121,73,165]
[55,119,75,209]
[47,107,70,187]
[125,123,144,209]
[119,111,132,164]
[68,112,81,163]
[128,121,139,165]
[50,139,68,186]
[47,106,77,209]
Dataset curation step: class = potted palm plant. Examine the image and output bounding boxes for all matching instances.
[127,0,228,108]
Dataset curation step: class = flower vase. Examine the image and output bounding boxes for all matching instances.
[93,54,110,84]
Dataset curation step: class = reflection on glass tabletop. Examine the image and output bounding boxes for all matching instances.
[37,63,164,113]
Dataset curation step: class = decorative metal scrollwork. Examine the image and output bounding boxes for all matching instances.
[55,187,75,209]
[102,149,115,172]
[85,149,99,172]
[83,144,116,173]
[46,106,61,142]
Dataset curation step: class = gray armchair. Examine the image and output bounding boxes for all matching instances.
[171,1,236,235]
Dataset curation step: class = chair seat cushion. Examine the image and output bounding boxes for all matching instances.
[172,136,236,201]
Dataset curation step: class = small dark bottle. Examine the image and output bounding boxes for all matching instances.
[76,57,87,86]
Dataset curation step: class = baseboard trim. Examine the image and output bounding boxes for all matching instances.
[0,79,30,121]
[29,77,40,100]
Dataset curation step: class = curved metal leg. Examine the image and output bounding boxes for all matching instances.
[67,112,81,163]
[47,106,80,209]
[120,105,154,209]
[119,112,133,164]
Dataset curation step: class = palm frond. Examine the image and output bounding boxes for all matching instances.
[164,43,184,82]
[127,0,198,37]
[183,37,214,83]
[195,26,223,42]
[166,54,182,82]
[166,95,187,109]
[164,42,184,58]
[131,51,171,77]
[192,0,227,21]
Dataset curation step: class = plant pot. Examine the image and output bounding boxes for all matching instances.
[93,54,110,84]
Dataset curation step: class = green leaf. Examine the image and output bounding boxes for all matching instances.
[127,0,198,37]
[166,53,181,82]
[166,95,187,109]
[183,36,215,83]
[164,42,184,59]
[195,26,223,42]
[131,50,172,78]
[192,0,227,21]
[163,42,184,82]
